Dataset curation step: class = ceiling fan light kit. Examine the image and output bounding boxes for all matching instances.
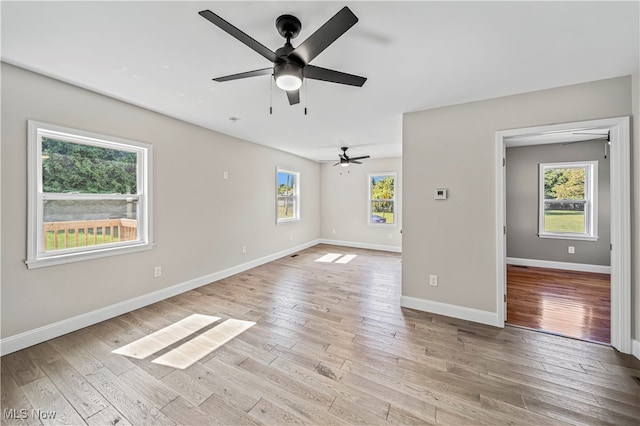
[274,62,303,91]
[199,6,367,106]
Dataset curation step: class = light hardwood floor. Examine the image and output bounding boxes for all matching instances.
[507,265,611,344]
[2,244,639,425]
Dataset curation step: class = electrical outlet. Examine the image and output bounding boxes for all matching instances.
[429,274,438,287]
[242,246,247,254]
[568,246,575,254]
[223,171,229,180]
[154,266,162,277]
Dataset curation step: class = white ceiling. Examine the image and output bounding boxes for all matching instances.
[2,1,638,162]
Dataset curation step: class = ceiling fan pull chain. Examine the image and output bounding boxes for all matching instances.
[304,79,308,115]
[270,75,273,115]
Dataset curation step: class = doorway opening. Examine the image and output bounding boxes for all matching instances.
[495,117,631,354]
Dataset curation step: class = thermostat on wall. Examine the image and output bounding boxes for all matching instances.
[434,189,448,200]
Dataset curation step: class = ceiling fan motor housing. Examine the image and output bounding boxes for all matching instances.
[276,14,302,40]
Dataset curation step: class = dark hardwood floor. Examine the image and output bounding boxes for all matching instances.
[2,245,639,425]
[507,264,611,344]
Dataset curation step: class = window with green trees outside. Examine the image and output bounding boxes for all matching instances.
[27,121,153,268]
[368,172,396,226]
[539,161,598,241]
[276,168,299,223]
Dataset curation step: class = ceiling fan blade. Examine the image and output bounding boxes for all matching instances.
[305,65,366,87]
[199,10,278,63]
[286,89,300,105]
[332,162,340,166]
[291,6,358,64]
[213,68,273,82]
[348,155,370,161]
[350,160,363,164]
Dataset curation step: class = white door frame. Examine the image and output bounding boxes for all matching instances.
[495,116,631,354]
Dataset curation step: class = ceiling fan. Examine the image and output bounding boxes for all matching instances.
[332,147,370,167]
[198,6,367,105]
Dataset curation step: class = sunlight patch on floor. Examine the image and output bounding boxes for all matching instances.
[152,319,255,369]
[111,313,220,359]
[315,253,344,262]
[315,253,357,263]
[335,254,357,264]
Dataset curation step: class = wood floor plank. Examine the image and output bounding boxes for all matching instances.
[1,360,41,426]
[38,358,110,419]
[328,396,393,425]
[20,376,86,425]
[85,406,132,426]
[507,265,610,343]
[203,356,350,426]
[180,362,261,412]
[118,367,180,409]
[47,334,105,376]
[247,398,306,425]
[84,367,175,425]
[2,350,45,387]
[267,356,389,421]
[2,244,638,426]
[237,357,335,408]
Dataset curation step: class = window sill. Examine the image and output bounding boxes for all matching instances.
[538,233,598,242]
[367,223,398,228]
[277,218,300,225]
[25,242,154,269]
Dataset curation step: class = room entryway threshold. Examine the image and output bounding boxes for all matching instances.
[506,323,611,347]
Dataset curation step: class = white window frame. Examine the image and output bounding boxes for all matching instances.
[368,172,397,227]
[538,160,598,241]
[26,120,153,268]
[276,168,300,223]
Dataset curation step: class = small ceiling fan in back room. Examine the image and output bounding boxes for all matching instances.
[330,147,370,167]
[198,6,367,106]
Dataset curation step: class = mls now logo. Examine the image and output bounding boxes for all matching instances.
[4,409,57,420]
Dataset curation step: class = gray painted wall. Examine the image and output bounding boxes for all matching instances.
[506,141,610,266]
[403,76,632,315]
[1,63,321,339]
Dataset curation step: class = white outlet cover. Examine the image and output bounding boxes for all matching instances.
[434,189,448,200]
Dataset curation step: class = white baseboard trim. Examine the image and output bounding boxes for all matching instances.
[318,238,402,253]
[506,257,610,274]
[400,296,500,327]
[632,339,640,361]
[0,240,321,356]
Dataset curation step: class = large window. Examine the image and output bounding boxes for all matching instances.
[276,168,299,223]
[27,121,153,268]
[368,172,396,226]
[539,161,597,241]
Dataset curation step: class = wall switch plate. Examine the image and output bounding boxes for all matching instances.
[223,171,229,180]
[429,274,438,287]
[242,246,247,254]
[568,246,575,254]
